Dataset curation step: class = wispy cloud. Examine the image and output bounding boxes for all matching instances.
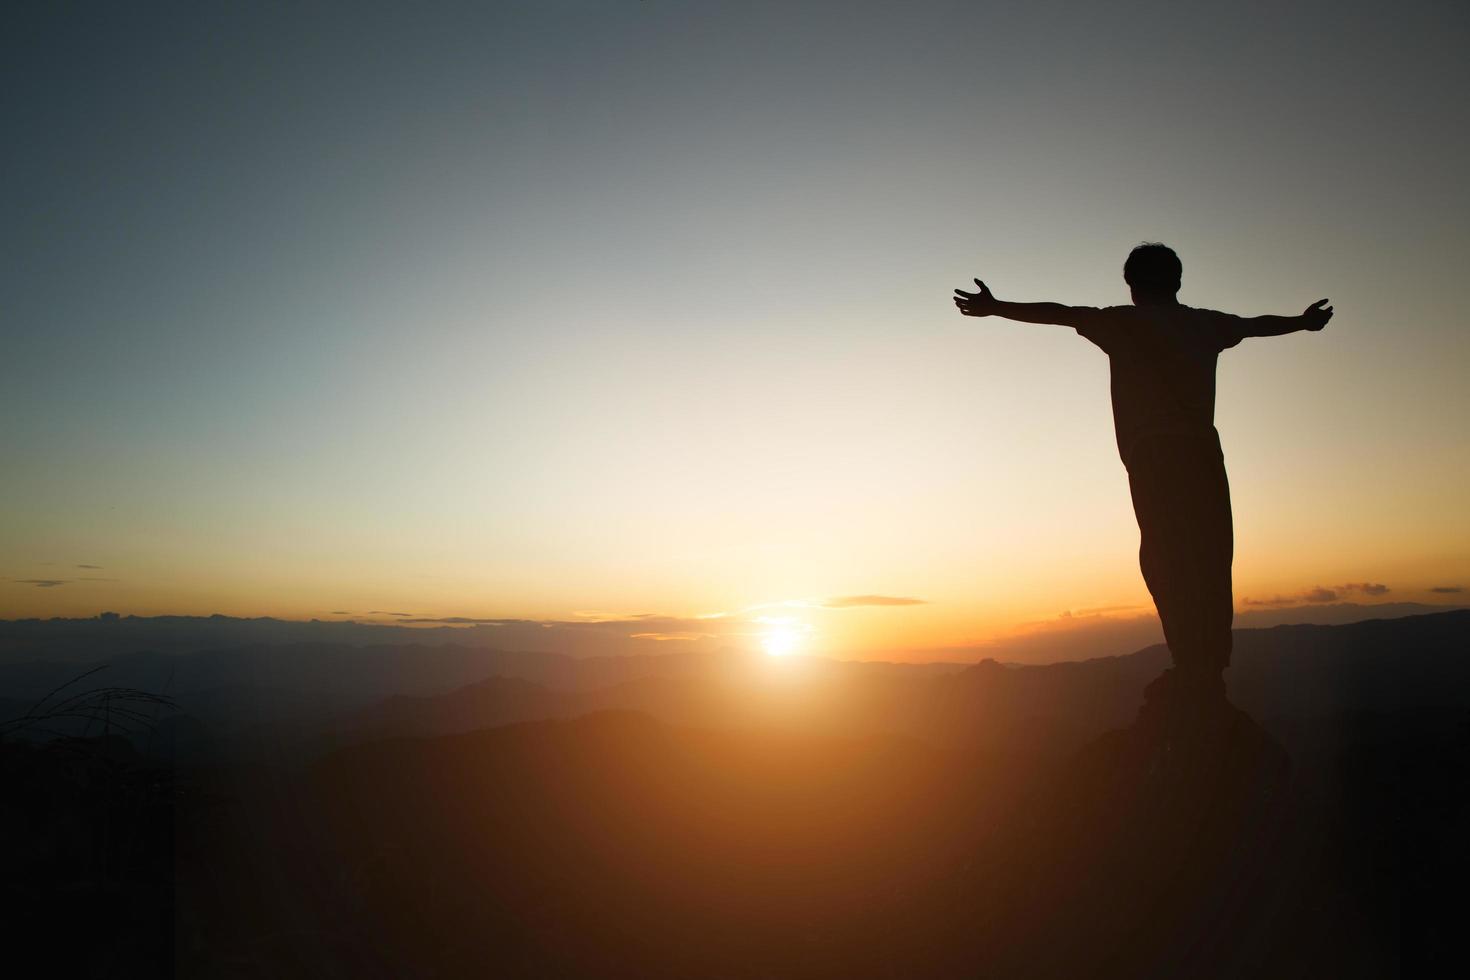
[399,616,519,625]
[394,611,781,645]
[1430,586,1464,594]
[1053,603,1148,620]
[1245,581,1391,607]
[75,564,103,570]
[307,600,911,655]
[1342,582,1390,596]
[821,595,927,608]
[9,572,117,587]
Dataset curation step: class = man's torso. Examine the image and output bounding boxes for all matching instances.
[1076,304,1245,467]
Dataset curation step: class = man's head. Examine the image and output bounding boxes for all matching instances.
[1123,242,1182,303]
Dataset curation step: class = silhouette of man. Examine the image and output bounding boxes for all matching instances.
[954,244,1332,716]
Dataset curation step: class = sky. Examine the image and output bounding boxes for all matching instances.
[3,1,1467,659]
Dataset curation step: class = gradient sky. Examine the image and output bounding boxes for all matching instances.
[4,1,1467,657]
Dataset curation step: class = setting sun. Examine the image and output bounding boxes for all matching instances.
[761,623,805,657]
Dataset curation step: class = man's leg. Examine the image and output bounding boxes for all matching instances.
[1127,433,1234,690]
[1195,432,1234,675]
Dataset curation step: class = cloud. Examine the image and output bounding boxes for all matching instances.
[393,611,789,646]
[329,611,353,615]
[1341,582,1390,596]
[75,564,103,570]
[1245,581,1389,607]
[316,601,918,657]
[1245,589,1338,606]
[821,595,927,608]
[1049,603,1147,620]
[9,573,117,588]
[559,615,734,633]
[1430,586,1464,594]
[367,610,416,618]
[399,616,519,625]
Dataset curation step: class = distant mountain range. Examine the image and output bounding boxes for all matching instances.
[4,601,1461,665]
[0,613,605,664]
[339,610,1470,757]
[3,610,1466,764]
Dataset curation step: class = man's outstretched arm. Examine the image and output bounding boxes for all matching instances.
[953,279,1104,330]
[1238,299,1334,337]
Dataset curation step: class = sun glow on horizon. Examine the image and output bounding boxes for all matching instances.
[760,621,807,657]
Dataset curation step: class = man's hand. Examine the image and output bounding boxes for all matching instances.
[951,280,1101,330]
[953,279,998,317]
[1240,298,1337,339]
[1302,298,1333,331]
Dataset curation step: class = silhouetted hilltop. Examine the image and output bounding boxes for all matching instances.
[923,701,1296,978]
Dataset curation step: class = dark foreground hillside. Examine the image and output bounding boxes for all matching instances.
[4,612,1466,977]
[162,705,1452,978]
